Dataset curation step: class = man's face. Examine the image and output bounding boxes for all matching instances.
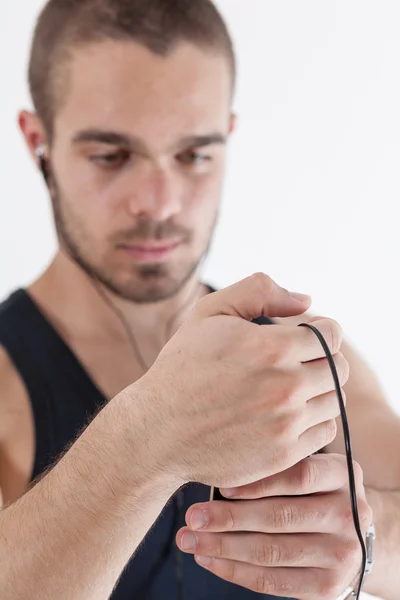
[47,40,233,302]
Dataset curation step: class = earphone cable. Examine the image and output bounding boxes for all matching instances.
[92,278,203,375]
[299,323,367,599]
[91,280,149,372]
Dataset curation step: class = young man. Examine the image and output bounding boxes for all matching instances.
[0,1,398,599]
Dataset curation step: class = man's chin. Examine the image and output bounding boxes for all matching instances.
[116,285,185,304]
[98,270,192,304]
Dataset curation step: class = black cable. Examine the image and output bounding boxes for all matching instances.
[299,323,367,599]
[92,274,202,375]
[91,280,149,373]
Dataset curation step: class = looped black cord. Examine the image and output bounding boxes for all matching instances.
[299,323,367,599]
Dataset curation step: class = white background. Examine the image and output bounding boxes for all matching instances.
[1,3,399,597]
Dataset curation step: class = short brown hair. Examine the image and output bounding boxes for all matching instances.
[28,0,236,140]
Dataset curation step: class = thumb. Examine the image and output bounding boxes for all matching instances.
[195,273,311,321]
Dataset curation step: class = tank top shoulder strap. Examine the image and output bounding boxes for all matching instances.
[0,289,105,479]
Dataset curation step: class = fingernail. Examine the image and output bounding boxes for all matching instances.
[190,509,209,530]
[290,292,311,302]
[196,555,212,567]
[220,488,237,498]
[181,532,197,551]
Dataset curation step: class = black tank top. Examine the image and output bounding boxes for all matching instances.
[0,289,291,600]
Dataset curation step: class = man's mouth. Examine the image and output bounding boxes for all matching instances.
[118,240,182,262]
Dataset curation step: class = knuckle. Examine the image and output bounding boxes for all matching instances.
[314,318,342,356]
[276,371,303,407]
[286,371,304,402]
[255,478,270,498]
[312,419,338,453]
[338,497,371,530]
[271,502,298,529]
[359,499,373,529]
[352,460,365,487]
[334,540,360,566]
[251,272,273,295]
[224,506,236,530]
[334,352,350,386]
[297,458,320,491]
[327,319,343,354]
[214,536,225,559]
[274,413,299,439]
[223,558,236,583]
[264,337,288,368]
[253,330,277,371]
[254,571,276,594]
[328,454,349,487]
[325,419,338,444]
[319,572,342,599]
[339,503,355,526]
[252,540,282,566]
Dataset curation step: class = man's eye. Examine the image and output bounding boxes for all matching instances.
[90,151,129,168]
[178,151,212,166]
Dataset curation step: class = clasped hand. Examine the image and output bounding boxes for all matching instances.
[177,454,372,599]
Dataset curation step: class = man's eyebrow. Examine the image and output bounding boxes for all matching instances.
[72,129,146,151]
[176,133,227,149]
[72,129,227,151]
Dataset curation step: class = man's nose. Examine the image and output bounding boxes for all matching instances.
[125,163,184,222]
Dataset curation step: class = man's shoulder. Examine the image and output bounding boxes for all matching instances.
[0,345,30,442]
[0,288,26,332]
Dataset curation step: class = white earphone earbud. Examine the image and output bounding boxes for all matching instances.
[36,144,46,158]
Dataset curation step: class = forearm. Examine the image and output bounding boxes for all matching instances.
[363,487,400,600]
[0,388,179,600]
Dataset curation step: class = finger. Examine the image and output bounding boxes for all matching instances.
[193,557,343,599]
[185,494,371,535]
[194,272,311,320]
[300,351,349,398]
[277,354,348,420]
[177,530,361,570]
[303,389,346,430]
[220,454,351,499]
[297,318,344,361]
[257,320,344,367]
[297,419,338,456]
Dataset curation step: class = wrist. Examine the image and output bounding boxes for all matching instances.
[362,487,399,598]
[113,383,184,498]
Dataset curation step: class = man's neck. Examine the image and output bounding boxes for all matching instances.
[28,251,208,347]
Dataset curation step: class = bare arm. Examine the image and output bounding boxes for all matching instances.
[327,338,400,489]
[0,383,179,600]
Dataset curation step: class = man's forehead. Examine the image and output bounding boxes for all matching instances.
[56,41,232,144]
[67,38,232,95]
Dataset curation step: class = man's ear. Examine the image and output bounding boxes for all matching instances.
[228,112,237,136]
[18,110,48,166]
